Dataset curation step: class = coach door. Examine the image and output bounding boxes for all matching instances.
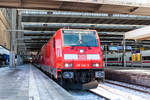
[131,50,142,67]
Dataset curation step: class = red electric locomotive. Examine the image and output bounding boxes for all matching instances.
[39,29,104,89]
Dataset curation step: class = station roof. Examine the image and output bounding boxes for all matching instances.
[125,25,150,40]
[21,10,150,25]
[1,0,150,16]
[17,9,150,52]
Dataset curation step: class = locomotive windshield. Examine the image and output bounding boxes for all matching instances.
[62,30,99,47]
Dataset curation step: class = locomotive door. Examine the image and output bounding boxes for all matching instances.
[53,38,56,67]
[50,38,56,67]
[55,39,62,62]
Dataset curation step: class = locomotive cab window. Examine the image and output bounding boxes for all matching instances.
[62,30,98,47]
[53,38,55,48]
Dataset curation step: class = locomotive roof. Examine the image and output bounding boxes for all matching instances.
[61,29,97,31]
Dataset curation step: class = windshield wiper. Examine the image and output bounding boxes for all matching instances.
[79,33,82,44]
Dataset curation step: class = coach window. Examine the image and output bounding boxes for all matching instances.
[53,38,55,48]
[143,56,150,60]
[107,58,118,61]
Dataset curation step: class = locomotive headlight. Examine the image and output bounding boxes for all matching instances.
[65,63,69,67]
[64,63,72,68]
[95,63,99,67]
[92,63,100,67]
[80,49,84,53]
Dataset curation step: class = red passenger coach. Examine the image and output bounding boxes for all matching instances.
[39,29,104,89]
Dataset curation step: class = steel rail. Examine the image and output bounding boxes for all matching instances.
[105,80,150,94]
[88,90,110,100]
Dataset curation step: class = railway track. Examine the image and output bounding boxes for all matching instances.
[88,90,110,100]
[34,64,150,99]
[68,90,105,100]
[35,64,107,99]
[89,81,150,100]
[105,80,150,95]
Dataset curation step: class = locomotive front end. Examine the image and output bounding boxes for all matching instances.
[59,29,104,88]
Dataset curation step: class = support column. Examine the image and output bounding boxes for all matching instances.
[123,34,126,67]
[9,9,17,68]
[17,13,23,65]
[18,14,22,55]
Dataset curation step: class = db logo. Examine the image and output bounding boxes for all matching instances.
[78,55,87,60]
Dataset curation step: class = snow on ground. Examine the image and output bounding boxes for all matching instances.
[68,90,104,100]
[107,80,150,93]
[105,80,150,100]
[66,80,150,100]
[118,69,150,75]
[90,86,125,100]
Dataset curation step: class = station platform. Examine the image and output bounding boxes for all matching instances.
[0,64,74,100]
[105,67,150,87]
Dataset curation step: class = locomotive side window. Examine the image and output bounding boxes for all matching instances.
[53,38,55,48]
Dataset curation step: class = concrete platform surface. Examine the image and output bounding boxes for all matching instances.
[105,67,150,87]
[0,64,74,100]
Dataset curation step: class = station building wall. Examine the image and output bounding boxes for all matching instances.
[0,8,11,49]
